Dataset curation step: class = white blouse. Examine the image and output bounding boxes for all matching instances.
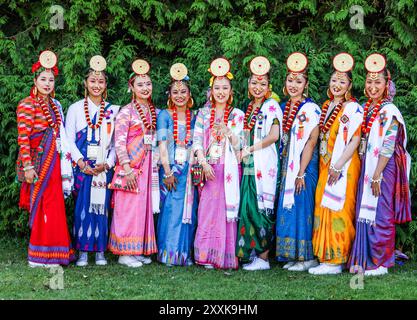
[65,97,120,168]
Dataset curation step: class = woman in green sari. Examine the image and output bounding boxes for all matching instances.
[236,56,282,271]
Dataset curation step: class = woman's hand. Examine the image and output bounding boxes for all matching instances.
[213,123,231,138]
[328,166,342,186]
[24,169,38,184]
[78,159,95,175]
[123,163,137,191]
[295,173,306,195]
[164,175,177,191]
[202,162,215,181]
[371,174,383,197]
[93,163,108,175]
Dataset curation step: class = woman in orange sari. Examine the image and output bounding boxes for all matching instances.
[309,53,362,275]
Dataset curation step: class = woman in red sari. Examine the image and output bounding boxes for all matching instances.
[16,50,75,267]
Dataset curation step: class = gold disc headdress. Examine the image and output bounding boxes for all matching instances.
[132,59,150,76]
[364,53,386,81]
[332,52,354,80]
[89,55,107,75]
[286,52,308,79]
[249,56,271,76]
[208,57,233,87]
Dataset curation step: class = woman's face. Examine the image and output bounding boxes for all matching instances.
[34,70,55,96]
[131,74,152,100]
[170,81,190,107]
[248,74,269,100]
[85,72,106,99]
[365,73,386,101]
[329,72,351,98]
[285,73,307,98]
[212,77,232,105]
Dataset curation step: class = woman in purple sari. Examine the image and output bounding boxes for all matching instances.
[348,53,411,276]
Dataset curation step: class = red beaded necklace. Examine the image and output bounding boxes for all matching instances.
[361,98,383,135]
[210,104,231,142]
[38,96,61,131]
[84,97,105,130]
[319,99,344,133]
[282,100,301,133]
[172,106,192,146]
[244,98,265,131]
[133,99,157,131]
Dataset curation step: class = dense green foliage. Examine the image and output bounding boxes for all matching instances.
[1,1,416,255]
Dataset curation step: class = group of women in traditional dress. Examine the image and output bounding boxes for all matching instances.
[16,50,411,276]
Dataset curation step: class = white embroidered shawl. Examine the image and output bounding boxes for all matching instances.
[282,100,320,209]
[54,99,73,198]
[358,102,410,224]
[252,98,283,213]
[321,101,363,211]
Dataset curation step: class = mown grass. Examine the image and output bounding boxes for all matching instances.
[1,237,417,300]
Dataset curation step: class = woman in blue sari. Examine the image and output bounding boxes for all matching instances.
[156,63,198,266]
[66,56,119,266]
[276,53,320,271]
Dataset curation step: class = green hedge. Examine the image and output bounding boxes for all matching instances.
[1,0,416,257]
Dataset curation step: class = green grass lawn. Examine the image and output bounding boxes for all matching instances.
[1,237,417,300]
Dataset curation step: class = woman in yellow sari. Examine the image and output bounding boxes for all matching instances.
[309,53,363,275]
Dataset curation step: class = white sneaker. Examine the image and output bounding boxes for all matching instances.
[309,263,342,275]
[288,259,319,272]
[364,266,388,276]
[135,255,152,265]
[118,255,143,268]
[95,252,107,266]
[28,261,47,268]
[76,251,88,267]
[282,261,296,269]
[242,257,270,271]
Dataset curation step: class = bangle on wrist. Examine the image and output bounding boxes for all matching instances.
[163,171,174,179]
[370,174,383,184]
[23,165,34,172]
[296,173,306,180]
[330,164,343,173]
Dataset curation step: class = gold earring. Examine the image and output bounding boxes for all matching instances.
[227,95,233,105]
[51,90,55,98]
[363,88,369,98]
[303,85,309,98]
[344,90,352,101]
[132,92,136,101]
[248,90,252,100]
[327,88,333,99]
[187,97,194,109]
[209,95,213,103]
[282,86,288,96]
[84,87,88,98]
[102,89,108,100]
[33,86,38,96]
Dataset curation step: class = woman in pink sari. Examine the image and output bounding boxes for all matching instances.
[192,58,244,270]
[108,59,159,267]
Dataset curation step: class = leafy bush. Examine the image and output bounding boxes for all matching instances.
[1,0,416,257]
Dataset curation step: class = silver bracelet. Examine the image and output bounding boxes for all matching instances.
[163,171,174,179]
[370,175,383,184]
[296,173,306,180]
[330,164,343,173]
